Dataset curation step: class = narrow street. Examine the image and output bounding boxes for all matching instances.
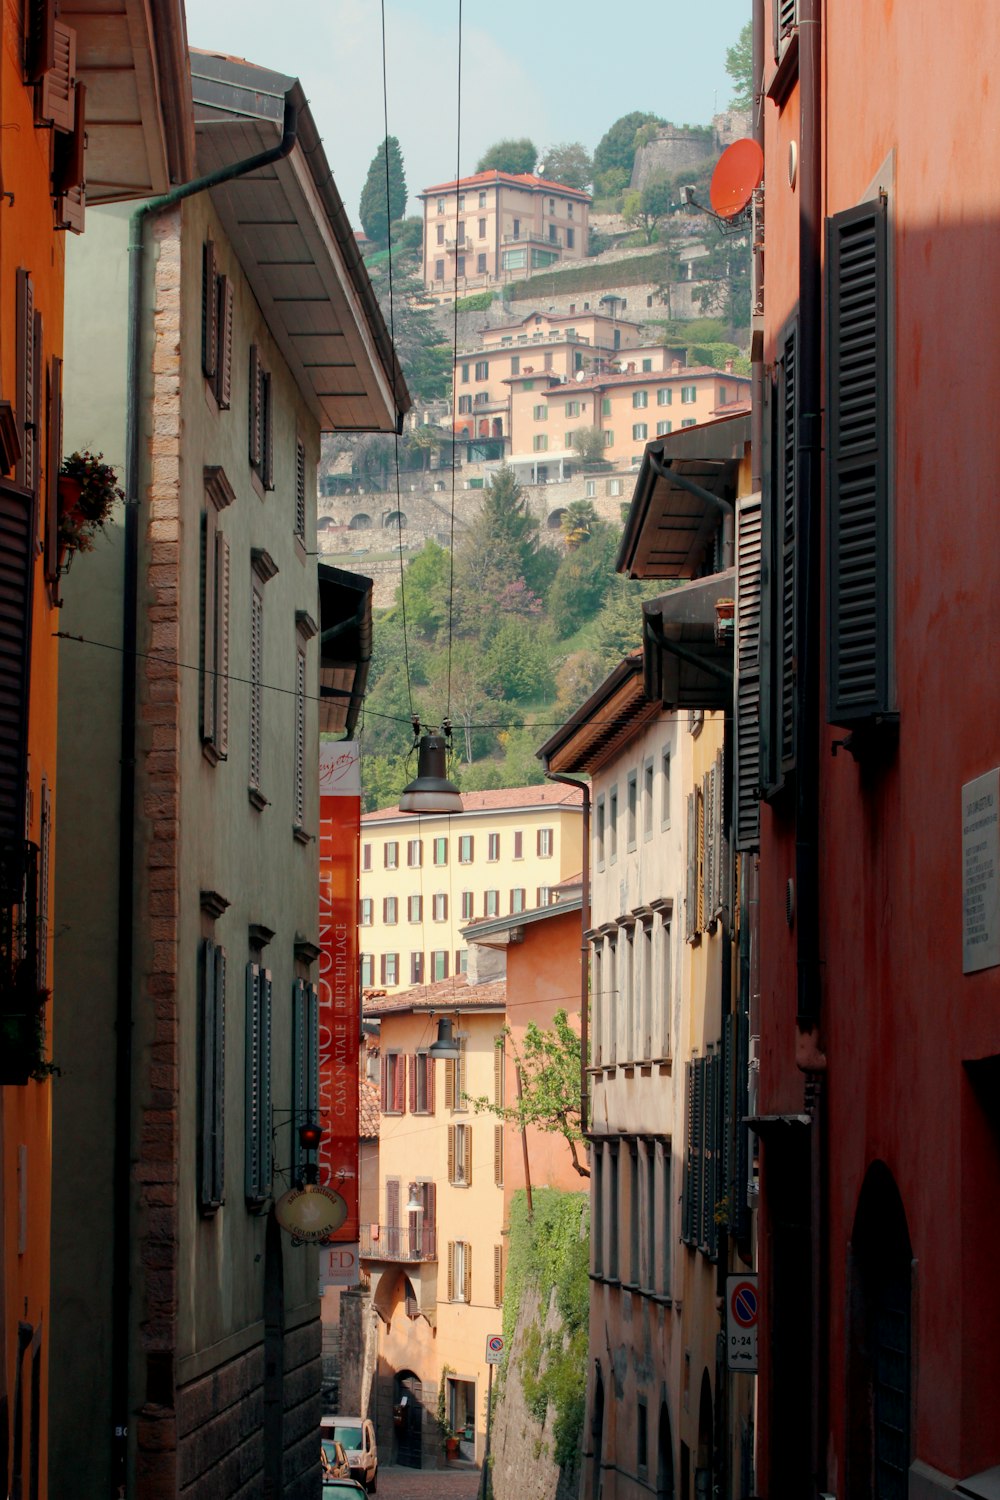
[374,1464,481,1500]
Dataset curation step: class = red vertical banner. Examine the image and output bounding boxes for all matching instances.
[318,740,361,1242]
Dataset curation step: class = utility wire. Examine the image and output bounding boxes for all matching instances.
[379,0,414,718]
[446,0,464,720]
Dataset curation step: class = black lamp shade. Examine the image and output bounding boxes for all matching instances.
[399,734,463,814]
[429,1015,461,1060]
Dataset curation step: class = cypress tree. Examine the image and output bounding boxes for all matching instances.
[358,135,407,244]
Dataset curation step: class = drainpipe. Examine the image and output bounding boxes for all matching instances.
[542,771,590,1135]
[793,0,828,1492]
[112,96,300,1495]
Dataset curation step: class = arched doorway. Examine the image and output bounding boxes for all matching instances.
[847,1162,913,1499]
[394,1369,424,1468]
[695,1371,713,1499]
[590,1364,605,1500]
[657,1400,674,1496]
[349,513,372,530]
[383,510,406,530]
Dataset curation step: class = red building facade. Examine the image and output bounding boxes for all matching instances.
[753,1,1000,1495]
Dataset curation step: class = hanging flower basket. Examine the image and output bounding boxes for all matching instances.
[57,450,124,568]
[0,974,55,1085]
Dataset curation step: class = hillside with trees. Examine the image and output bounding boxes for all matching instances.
[357,469,663,811]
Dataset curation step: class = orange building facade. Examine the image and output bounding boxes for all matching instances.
[0,3,190,1490]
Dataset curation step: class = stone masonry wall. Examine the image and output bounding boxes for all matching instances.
[490,1281,577,1500]
[135,204,184,1498]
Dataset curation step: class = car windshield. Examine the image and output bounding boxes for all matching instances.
[335,1426,364,1449]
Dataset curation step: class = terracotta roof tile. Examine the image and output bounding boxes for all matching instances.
[419,169,590,202]
[359,1076,381,1138]
[363,977,506,1016]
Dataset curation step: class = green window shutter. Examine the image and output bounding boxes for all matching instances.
[199,939,218,1211]
[682,1061,694,1243]
[702,771,714,929]
[827,197,892,725]
[213,947,226,1206]
[704,1054,719,1259]
[201,241,218,382]
[685,793,698,942]
[759,373,777,791]
[692,1057,705,1247]
[734,493,763,850]
[245,962,261,1203]
[260,969,272,1193]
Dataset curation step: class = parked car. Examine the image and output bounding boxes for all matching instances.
[322,1438,350,1480]
[321,1481,367,1500]
[320,1416,378,1493]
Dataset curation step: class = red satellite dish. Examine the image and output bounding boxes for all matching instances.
[709,138,764,218]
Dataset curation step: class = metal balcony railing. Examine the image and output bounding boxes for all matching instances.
[360,1223,438,1262]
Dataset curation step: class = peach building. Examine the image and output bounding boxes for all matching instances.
[419,171,590,295]
[359,785,584,992]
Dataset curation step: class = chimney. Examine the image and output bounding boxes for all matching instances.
[627,362,635,374]
[725,359,734,373]
[671,359,682,374]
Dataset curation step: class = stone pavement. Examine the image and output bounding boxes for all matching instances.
[374,1462,481,1500]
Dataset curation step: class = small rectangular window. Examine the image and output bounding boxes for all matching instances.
[248,345,274,489]
[596,795,606,868]
[643,758,654,839]
[656,420,672,436]
[461,891,474,920]
[609,787,619,861]
[632,423,648,441]
[478,217,486,237]
[385,841,399,869]
[407,838,423,867]
[293,647,307,830]
[362,843,372,871]
[510,888,525,914]
[661,748,672,828]
[433,893,448,922]
[434,837,448,866]
[435,259,445,280]
[533,404,548,421]
[411,951,424,985]
[632,390,648,409]
[475,360,489,380]
[487,833,500,862]
[408,894,422,923]
[681,385,697,403]
[627,771,638,849]
[537,827,553,858]
[585,479,596,498]
[383,896,398,925]
[485,890,499,917]
[360,897,373,926]
[432,949,449,981]
[477,253,487,274]
[459,834,474,863]
[535,886,550,906]
[657,387,672,406]
[199,939,226,1212]
[513,831,523,860]
[361,953,374,987]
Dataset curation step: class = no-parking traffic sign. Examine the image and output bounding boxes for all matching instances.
[725,1274,758,1372]
[485,1334,505,1364]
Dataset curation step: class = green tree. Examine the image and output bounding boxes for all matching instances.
[453,466,547,624]
[476,137,538,175]
[690,230,752,335]
[470,1012,589,1177]
[396,538,450,639]
[481,616,555,703]
[538,141,593,191]
[726,21,753,111]
[364,262,451,403]
[358,135,407,243]
[559,499,599,548]
[593,111,664,181]
[548,522,621,636]
[623,178,677,244]
[590,578,658,671]
[569,427,607,466]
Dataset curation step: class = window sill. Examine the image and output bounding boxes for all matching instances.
[248,787,268,811]
[250,467,266,502]
[293,826,312,845]
[202,741,223,767]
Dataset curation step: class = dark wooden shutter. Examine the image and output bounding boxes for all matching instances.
[463,1125,472,1185]
[216,278,234,409]
[445,1057,455,1108]
[759,372,777,790]
[199,513,216,742]
[426,1052,435,1113]
[380,1054,388,1111]
[202,242,218,382]
[408,1054,417,1112]
[40,21,75,132]
[463,1243,473,1305]
[291,977,307,1176]
[393,1055,405,1113]
[447,1125,456,1183]
[702,770,714,928]
[734,494,763,850]
[26,0,57,82]
[773,0,797,59]
[249,345,262,467]
[494,1037,503,1105]
[44,356,62,586]
[295,439,306,537]
[260,970,273,1193]
[447,1241,455,1301]
[200,939,218,1209]
[245,963,261,1202]
[386,1177,400,1225]
[827,197,891,725]
[0,480,34,842]
[215,533,230,756]
[53,81,86,232]
[682,1061,694,1243]
[261,372,274,490]
[15,272,35,494]
[778,321,797,773]
[703,1053,719,1257]
[685,793,698,941]
[494,1124,503,1186]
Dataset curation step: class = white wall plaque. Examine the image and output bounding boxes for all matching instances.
[962,768,1000,973]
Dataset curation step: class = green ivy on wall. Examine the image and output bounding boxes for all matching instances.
[500,1187,590,1471]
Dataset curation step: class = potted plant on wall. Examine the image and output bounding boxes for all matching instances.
[57,449,124,572]
[437,1365,460,1460]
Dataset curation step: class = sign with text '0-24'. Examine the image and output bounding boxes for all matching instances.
[725,1275,758,1373]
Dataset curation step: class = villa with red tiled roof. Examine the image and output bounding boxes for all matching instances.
[418,169,590,296]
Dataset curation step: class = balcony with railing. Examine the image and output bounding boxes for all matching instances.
[360,1222,438,1263]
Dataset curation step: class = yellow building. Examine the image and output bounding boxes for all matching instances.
[360,786,584,991]
[419,171,590,296]
[362,980,507,1467]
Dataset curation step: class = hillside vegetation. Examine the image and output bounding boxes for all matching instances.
[358,472,664,811]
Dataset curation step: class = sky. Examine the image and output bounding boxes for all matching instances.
[183,0,751,222]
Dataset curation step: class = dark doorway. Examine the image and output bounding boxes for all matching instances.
[263,1208,285,1498]
[762,1123,811,1494]
[590,1364,605,1500]
[657,1400,674,1496]
[847,1162,913,1499]
[695,1372,713,1498]
[395,1370,423,1468]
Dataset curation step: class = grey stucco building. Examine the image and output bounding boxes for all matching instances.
[51,56,406,1497]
